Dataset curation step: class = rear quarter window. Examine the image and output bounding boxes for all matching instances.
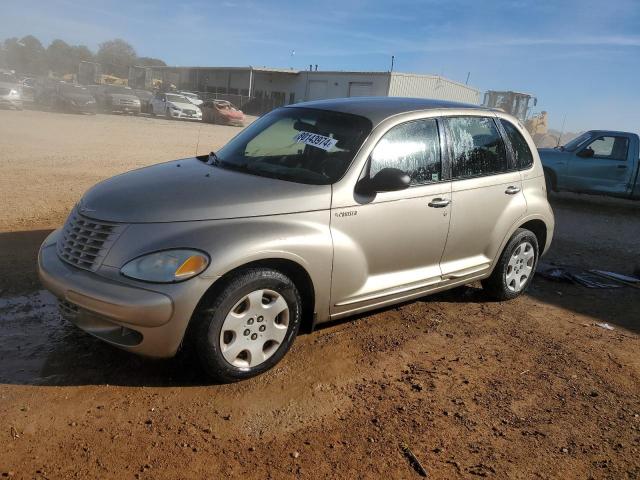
[500,119,534,169]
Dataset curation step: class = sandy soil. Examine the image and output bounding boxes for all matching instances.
[0,109,639,479]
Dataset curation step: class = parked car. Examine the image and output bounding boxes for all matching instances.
[202,99,245,126]
[134,89,153,114]
[92,85,141,114]
[178,91,203,106]
[149,92,202,120]
[38,97,554,382]
[38,82,97,114]
[20,77,35,103]
[539,130,640,199]
[0,72,22,110]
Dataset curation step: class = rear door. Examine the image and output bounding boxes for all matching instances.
[439,115,526,279]
[566,135,632,195]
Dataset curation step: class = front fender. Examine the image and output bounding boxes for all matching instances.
[102,210,333,322]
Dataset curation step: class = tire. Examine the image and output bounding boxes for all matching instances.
[191,268,302,382]
[482,228,539,301]
[166,108,173,119]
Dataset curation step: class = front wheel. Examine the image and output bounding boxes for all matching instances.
[482,228,539,301]
[191,268,302,382]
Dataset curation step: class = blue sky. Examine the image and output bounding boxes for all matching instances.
[3,0,639,132]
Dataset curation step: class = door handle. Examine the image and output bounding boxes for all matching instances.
[617,165,627,169]
[505,186,521,195]
[428,198,451,208]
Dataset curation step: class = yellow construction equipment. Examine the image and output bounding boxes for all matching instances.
[483,91,557,147]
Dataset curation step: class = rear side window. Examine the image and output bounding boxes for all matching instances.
[447,117,508,178]
[370,118,442,185]
[500,119,534,169]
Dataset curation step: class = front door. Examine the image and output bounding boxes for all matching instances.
[566,135,631,195]
[330,118,452,317]
[439,115,527,278]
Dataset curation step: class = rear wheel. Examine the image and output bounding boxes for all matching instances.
[191,268,302,382]
[482,228,539,301]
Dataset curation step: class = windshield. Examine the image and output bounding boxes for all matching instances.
[214,107,372,185]
[106,86,134,95]
[166,94,189,103]
[562,132,592,151]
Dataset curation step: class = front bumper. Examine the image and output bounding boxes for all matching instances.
[109,103,141,114]
[68,102,97,114]
[169,109,202,120]
[38,230,211,358]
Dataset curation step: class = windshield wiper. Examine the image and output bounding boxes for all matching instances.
[207,151,220,165]
[208,152,249,172]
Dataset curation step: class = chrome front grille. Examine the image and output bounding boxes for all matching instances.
[56,211,124,271]
[119,98,136,105]
[184,109,196,115]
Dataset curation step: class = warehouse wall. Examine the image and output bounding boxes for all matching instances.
[388,73,481,105]
[293,72,390,102]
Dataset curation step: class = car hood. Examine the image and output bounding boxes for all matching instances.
[78,157,331,223]
[170,101,199,110]
[537,148,569,164]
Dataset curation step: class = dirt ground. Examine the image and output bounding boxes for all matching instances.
[0,109,639,479]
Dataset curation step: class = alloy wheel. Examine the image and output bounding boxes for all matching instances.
[505,241,535,292]
[219,289,290,368]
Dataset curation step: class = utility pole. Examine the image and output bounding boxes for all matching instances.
[390,55,395,72]
[465,72,471,85]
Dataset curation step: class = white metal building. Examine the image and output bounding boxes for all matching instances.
[140,66,481,109]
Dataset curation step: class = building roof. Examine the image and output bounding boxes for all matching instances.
[286,96,486,124]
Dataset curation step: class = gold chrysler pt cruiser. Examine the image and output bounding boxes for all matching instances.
[39,97,554,382]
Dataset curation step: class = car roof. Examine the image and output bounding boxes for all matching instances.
[286,96,487,124]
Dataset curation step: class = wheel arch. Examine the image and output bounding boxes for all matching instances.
[194,257,317,334]
[519,218,548,254]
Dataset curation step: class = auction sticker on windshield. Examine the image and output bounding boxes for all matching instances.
[293,131,338,151]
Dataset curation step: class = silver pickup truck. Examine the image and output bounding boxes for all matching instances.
[539,130,640,199]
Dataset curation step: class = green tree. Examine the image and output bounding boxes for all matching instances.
[96,39,136,78]
[135,56,166,67]
[3,35,47,75]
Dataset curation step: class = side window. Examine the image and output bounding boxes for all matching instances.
[581,136,629,160]
[447,117,508,178]
[370,119,441,185]
[500,119,534,169]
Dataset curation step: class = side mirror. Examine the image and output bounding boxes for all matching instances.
[577,148,594,158]
[357,167,410,194]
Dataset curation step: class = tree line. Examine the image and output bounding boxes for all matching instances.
[0,35,166,78]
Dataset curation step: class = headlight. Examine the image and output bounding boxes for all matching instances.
[9,89,18,96]
[120,249,209,283]
[170,105,180,110]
